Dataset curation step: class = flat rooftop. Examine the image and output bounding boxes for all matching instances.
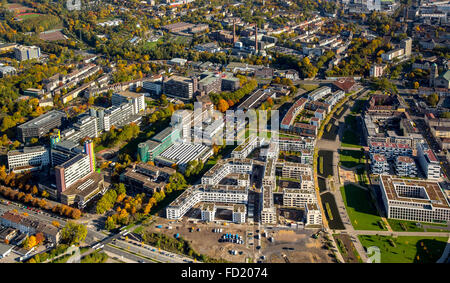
[18,110,65,129]
[152,127,176,143]
[115,90,144,99]
[380,175,450,209]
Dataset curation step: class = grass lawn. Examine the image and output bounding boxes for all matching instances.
[341,130,362,148]
[339,149,365,168]
[340,184,386,231]
[94,144,107,153]
[426,228,450,232]
[17,13,41,20]
[388,219,448,232]
[142,39,161,51]
[299,84,319,91]
[358,235,448,263]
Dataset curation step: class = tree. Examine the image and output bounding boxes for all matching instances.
[52,220,60,228]
[70,209,82,219]
[105,216,116,231]
[23,235,37,249]
[427,93,439,107]
[60,221,88,246]
[35,232,45,244]
[217,99,229,112]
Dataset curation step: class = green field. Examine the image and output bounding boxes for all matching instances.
[17,13,41,20]
[388,219,448,232]
[358,235,448,263]
[142,39,162,51]
[340,184,386,231]
[339,149,365,168]
[299,84,319,91]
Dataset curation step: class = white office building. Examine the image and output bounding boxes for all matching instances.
[7,146,50,172]
[380,175,450,223]
[112,91,146,115]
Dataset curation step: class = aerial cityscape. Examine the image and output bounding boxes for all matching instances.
[0,0,449,267]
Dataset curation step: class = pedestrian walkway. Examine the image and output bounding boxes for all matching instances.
[437,236,450,263]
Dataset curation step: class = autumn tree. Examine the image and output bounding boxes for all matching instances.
[60,221,88,246]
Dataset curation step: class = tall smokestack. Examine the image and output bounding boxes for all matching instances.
[255,24,258,53]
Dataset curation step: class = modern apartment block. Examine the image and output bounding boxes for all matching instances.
[395,155,417,177]
[305,203,322,226]
[280,97,308,130]
[277,137,315,151]
[307,86,331,101]
[380,175,450,223]
[201,203,215,222]
[417,143,441,180]
[163,75,198,100]
[201,158,253,186]
[7,146,50,173]
[166,185,248,220]
[324,90,345,106]
[277,161,313,179]
[14,45,41,61]
[232,204,246,223]
[283,188,316,207]
[369,141,413,160]
[231,135,259,159]
[370,153,389,175]
[260,185,276,224]
[17,110,66,142]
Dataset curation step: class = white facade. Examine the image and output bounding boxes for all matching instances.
[201,159,253,186]
[112,92,146,115]
[307,86,331,101]
[231,135,259,159]
[7,146,50,172]
[283,188,316,207]
[380,175,450,223]
[417,143,441,180]
[305,203,322,225]
[166,185,248,220]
